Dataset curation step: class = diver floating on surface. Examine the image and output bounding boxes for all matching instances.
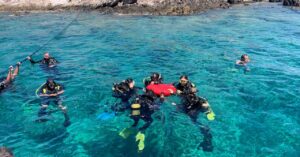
[174,75,197,96]
[235,54,251,72]
[36,78,71,127]
[111,78,140,112]
[180,93,215,152]
[27,52,59,68]
[0,62,21,93]
[119,91,159,152]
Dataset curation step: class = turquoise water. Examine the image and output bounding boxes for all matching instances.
[0,3,300,157]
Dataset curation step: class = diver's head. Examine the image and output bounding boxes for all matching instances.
[44,52,50,60]
[0,147,14,157]
[125,78,135,89]
[151,72,161,82]
[46,78,55,90]
[241,54,250,63]
[179,75,189,85]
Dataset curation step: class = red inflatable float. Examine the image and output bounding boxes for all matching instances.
[146,84,177,97]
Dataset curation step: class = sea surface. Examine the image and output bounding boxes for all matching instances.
[0,3,299,157]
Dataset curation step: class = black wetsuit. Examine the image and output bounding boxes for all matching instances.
[131,94,156,132]
[180,94,213,152]
[0,77,7,92]
[112,82,138,111]
[175,82,196,96]
[143,75,163,87]
[39,83,64,106]
[29,57,58,66]
[37,82,70,126]
[181,94,207,121]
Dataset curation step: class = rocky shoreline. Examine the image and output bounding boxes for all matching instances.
[0,0,298,15]
[0,0,229,15]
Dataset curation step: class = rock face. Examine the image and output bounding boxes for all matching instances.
[227,0,242,4]
[0,0,229,15]
[269,0,282,2]
[283,0,300,6]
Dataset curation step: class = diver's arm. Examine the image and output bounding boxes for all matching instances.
[5,66,13,83]
[56,90,64,95]
[190,83,197,93]
[47,89,64,97]
[27,56,42,64]
[11,62,21,80]
[236,60,242,65]
[51,57,59,63]
[30,59,42,64]
[39,93,51,97]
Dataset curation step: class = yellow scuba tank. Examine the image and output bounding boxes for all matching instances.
[131,103,141,116]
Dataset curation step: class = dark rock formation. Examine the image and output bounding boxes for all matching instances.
[227,0,243,4]
[283,0,300,6]
[269,0,282,2]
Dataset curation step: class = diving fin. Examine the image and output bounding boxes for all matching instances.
[97,112,115,120]
[119,127,137,139]
[135,131,145,152]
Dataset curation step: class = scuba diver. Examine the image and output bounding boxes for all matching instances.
[119,91,159,152]
[143,72,163,87]
[111,78,139,112]
[27,52,59,67]
[236,54,250,66]
[174,75,197,96]
[143,72,168,101]
[179,93,215,152]
[130,92,158,132]
[235,54,250,72]
[37,78,70,127]
[0,62,21,93]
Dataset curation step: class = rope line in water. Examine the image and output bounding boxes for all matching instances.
[0,11,81,76]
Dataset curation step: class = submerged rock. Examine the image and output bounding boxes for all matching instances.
[283,0,300,6]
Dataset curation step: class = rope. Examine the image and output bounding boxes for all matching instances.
[0,11,81,75]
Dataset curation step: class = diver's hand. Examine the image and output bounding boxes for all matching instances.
[59,105,67,112]
[16,62,21,66]
[26,56,31,60]
[49,93,58,97]
[191,88,197,93]
[177,90,182,94]
[9,66,13,71]
[202,102,209,108]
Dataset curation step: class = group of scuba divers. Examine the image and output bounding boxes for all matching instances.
[111,54,250,152]
[0,51,251,153]
[111,72,216,152]
[0,52,70,127]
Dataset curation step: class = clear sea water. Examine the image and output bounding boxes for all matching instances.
[0,3,299,157]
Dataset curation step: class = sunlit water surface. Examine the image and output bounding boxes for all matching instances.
[0,3,299,157]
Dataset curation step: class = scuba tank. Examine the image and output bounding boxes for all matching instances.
[131,103,141,116]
